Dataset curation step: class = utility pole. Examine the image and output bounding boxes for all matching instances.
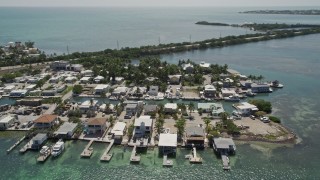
[189,35,192,43]
[158,36,161,45]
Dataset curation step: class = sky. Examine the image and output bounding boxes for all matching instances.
[0,0,319,7]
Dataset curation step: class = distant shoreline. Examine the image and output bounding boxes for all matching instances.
[240,9,320,15]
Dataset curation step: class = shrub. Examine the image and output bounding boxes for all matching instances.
[269,116,281,123]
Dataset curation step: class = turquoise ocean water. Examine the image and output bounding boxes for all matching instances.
[1,7,320,179]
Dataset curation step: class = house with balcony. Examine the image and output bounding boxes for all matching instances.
[86,118,107,134]
[34,114,58,129]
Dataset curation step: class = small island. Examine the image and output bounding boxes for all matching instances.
[240,9,320,15]
[195,21,229,26]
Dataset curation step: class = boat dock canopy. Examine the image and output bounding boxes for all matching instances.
[159,133,177,147]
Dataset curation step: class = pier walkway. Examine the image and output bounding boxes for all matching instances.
[19,140,32,153]
[80,140,94,158]
[7,136,26,154]
[188,147,202,164]
[221,154,231,170]
[100,140,114,162]
[162,155,173,167]
[130,145,140,163]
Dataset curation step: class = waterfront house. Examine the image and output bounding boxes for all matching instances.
[16,99,42,107]
[125,103,138,116]
[234,102,258,116]
[10,90,28,97]
[79,100,98,114]
[211,103,225,117]
[158,133,177,156]
[41,90,57,96]
[111,122,127,144]
[223,78,234,88]
[86,118,107,134]
[94,84,109,95]
[34,114,58,129]
[0,115,16,130]
[50,61,69,71]
[54,122,77,139]
[80,77,91,84]
[197,103,224,117]
[128,87,146,97]
[112,86,128,97]
[164,103,178,114]
[251,83,271,93]
[185,126,205,149]
[133,115,153,139]
[182,63,194,74]
[212,137,236,155]
[240,80,253,89]
[144,105,158,115]
[168,75,182,85]
[221,88,236,97]
[204,85,216,98]
[148,86,159,96]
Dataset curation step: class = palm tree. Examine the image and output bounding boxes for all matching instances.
[203,118,211,134]
[108,115,115,127]
[188,102,195,115]
[175,118,186,141]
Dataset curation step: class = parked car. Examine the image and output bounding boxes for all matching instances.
[260,116,270,123]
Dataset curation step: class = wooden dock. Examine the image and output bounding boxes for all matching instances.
[100,140,114,162]
[80,140,94,158]
[19,140,32,153]
[37,150,51,162]
[222,155,231,170]
[162,155,173,167]
[130,145,140,163]
[188,147,203,164]
[7,136,26,154]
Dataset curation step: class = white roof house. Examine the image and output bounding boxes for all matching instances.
[111,122,127,136]
[159,133,177,147]
[80,77,91,83]
[221,88,236,97]
[134,116,153,127]
[94,76,105,83]
[4,85,15,92]
[204,85,216,91]
[65,76,77,82]
[164,103,178,113]
[26,84,37,91]
[95,84,109,91]
[234,102,258,115]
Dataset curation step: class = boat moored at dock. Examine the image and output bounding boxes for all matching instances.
[51,139,64,157]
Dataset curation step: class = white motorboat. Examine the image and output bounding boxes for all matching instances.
[224,95,240,102]
[40,146,51,155]
[51,139,65,157]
